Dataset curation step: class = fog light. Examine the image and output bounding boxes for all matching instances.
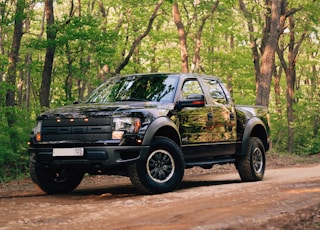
[112,131,124,140]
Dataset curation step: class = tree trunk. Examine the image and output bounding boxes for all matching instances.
[172,2,188,73]
[17,65,23,105]
[39,0,56,108]
[226,35,234,97]
[311,65,320,138]
[276,8,306,154]
[238,0,261,85]
[65,42,73,102]
[286,16,306,154]
[255,0,282,107]
[78,54,90,100]
[0,7,4,59]
[6,0,25,126]
[25,53,32,108]
[286,61,295,155]
[0,1,5,57]
[273,66,282,114]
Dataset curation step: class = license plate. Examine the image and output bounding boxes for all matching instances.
[53,148,84,157]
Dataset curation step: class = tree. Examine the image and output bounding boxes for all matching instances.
[172,1,188,73]
[238,0,261,86]
[0,0,32,179]
[0,0,10,84]
[39,0,56,108]
[6,0,25,125]
[276,5,307,154]
[172,1,221,73]
[239,0,284,107]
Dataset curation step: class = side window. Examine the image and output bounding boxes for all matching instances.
[181,80,203,99]
[204,79,227,104]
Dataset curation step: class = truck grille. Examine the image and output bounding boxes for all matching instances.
[40,117,112,142]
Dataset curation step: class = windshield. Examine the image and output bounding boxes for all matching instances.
[86,74,179,103]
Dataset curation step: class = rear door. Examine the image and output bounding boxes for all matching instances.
[200,78,237,144]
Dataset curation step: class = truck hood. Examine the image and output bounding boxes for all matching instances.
[38,101,175,120]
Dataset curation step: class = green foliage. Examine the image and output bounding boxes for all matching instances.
[270,82,320,155]
[0,107,35,182]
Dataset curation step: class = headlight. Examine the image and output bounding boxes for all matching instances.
[112,117,141,139]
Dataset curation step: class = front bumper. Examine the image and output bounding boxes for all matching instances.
[28,145,150,169]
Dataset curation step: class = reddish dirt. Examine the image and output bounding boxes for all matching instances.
[0,153,320,230]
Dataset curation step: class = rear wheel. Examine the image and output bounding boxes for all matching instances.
[30,161,84,194]
[128,137,185,194]
[236,137,266,182]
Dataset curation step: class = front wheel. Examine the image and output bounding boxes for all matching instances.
[235,137,266,182]
[30,161,84,194]
[128,137,185,194]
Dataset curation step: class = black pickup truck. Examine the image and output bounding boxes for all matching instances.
[28,73,270,194]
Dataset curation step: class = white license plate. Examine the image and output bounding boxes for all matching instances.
[53,148,84,157]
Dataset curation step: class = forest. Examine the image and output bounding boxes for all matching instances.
[0,0,319,181]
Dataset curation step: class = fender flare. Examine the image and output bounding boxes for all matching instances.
[142,117,181,146]
[241,117,268,155]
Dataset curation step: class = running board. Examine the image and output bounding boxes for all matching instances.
[185,157,236,167]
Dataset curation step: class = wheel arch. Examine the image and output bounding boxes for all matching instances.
[241,117,269,156]
[142,117,181,146]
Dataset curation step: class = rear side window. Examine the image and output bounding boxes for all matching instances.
[203,79,227,104]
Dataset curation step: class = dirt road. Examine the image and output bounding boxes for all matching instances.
[1,163,320,230]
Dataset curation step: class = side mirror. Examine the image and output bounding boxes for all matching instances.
[177,94,205,108]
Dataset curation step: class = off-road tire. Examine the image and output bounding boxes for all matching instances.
[128,136,185,194]
[236,137,266,182]
[30,161,84,194]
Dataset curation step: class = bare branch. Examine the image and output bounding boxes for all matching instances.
[114,0,165,75]
[286,7,303,18]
